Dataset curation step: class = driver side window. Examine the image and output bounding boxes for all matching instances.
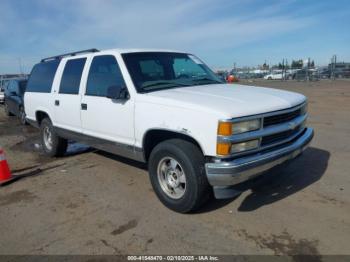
[86,55,125,97]
[139,60,165,80]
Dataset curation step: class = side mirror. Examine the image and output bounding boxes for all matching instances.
[106,85,129,100]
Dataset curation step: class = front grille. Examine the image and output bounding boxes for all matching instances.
[263,108,301,127]
[261,127,300,146]
[218,104,307,158]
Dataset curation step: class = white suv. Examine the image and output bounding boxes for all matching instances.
[24,48,313,213]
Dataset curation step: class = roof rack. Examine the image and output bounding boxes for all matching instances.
[41,48,99,62]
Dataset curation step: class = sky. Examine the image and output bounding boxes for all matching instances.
[0,0,349,73]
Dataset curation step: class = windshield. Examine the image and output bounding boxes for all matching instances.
[122,52,223,93]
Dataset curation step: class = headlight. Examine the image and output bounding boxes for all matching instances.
[218,119,261,136]
[231,140,259,153]
[217,118,261,156]
[232,119,261,134]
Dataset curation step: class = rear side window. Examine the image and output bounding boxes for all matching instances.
[59,58,86,94]
[26,60,59,93]
[86,55,125,97]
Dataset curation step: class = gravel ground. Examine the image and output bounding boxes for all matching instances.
[0,79,349,255]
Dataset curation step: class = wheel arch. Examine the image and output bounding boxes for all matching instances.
[142,128,205,162]
[35,110,51,126]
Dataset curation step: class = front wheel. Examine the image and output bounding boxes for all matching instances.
[148,139,211,213]
[40,118,68,157]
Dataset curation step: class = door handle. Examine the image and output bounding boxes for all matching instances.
[55,100,60,106]
[81,103,87,110]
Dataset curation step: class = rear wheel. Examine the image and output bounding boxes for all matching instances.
[40,118,67,157]
[148,139,211,213]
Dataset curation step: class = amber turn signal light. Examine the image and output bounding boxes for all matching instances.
[217,143,231,155]
[218,122,232,136]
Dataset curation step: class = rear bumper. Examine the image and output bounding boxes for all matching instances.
[205,127,314,187]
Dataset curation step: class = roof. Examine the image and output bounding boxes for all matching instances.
[102,48,188,54]
[40,48,189,63]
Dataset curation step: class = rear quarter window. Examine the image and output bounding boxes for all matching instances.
[26,60,59,93]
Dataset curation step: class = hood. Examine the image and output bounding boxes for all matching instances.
[140,84,306,119]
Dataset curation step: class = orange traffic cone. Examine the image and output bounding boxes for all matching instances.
[0,148,15,185]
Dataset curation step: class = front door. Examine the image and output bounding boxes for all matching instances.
[80,54,135,147]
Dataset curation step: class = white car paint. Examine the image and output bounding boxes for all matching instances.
[264,73,283,80]
[25,49,306,157]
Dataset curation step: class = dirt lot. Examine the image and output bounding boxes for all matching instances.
[0,79,349,255]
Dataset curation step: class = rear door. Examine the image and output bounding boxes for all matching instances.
[6,81,17,113]
[11,81,22,115]
[53,57,87,133]
[80,54,135,146]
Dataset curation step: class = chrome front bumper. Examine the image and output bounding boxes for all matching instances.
[205,128,314,187]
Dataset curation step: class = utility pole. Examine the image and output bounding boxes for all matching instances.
[331,55,337,80]
[307,57,310,81]
[334,55,337,80]
[18,58,24,75]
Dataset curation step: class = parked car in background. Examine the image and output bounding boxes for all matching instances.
[264,72,284,80]
[293,69,319,81]
[329,62,350,78]
[216,71,228,82]
[236,72,255,79]
[334,69,350,78]
[0,86,4,104]
[0,79,10,104]
[4,78,28,124]
[318,69,330,79]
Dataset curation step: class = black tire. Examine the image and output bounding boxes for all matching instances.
[19,106,28,125]
[40,117,68,157]
[148,139,211,213]
[4,102,13,116]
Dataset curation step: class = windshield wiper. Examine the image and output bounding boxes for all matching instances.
[191,77,222,84]
[142,81,190,90]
